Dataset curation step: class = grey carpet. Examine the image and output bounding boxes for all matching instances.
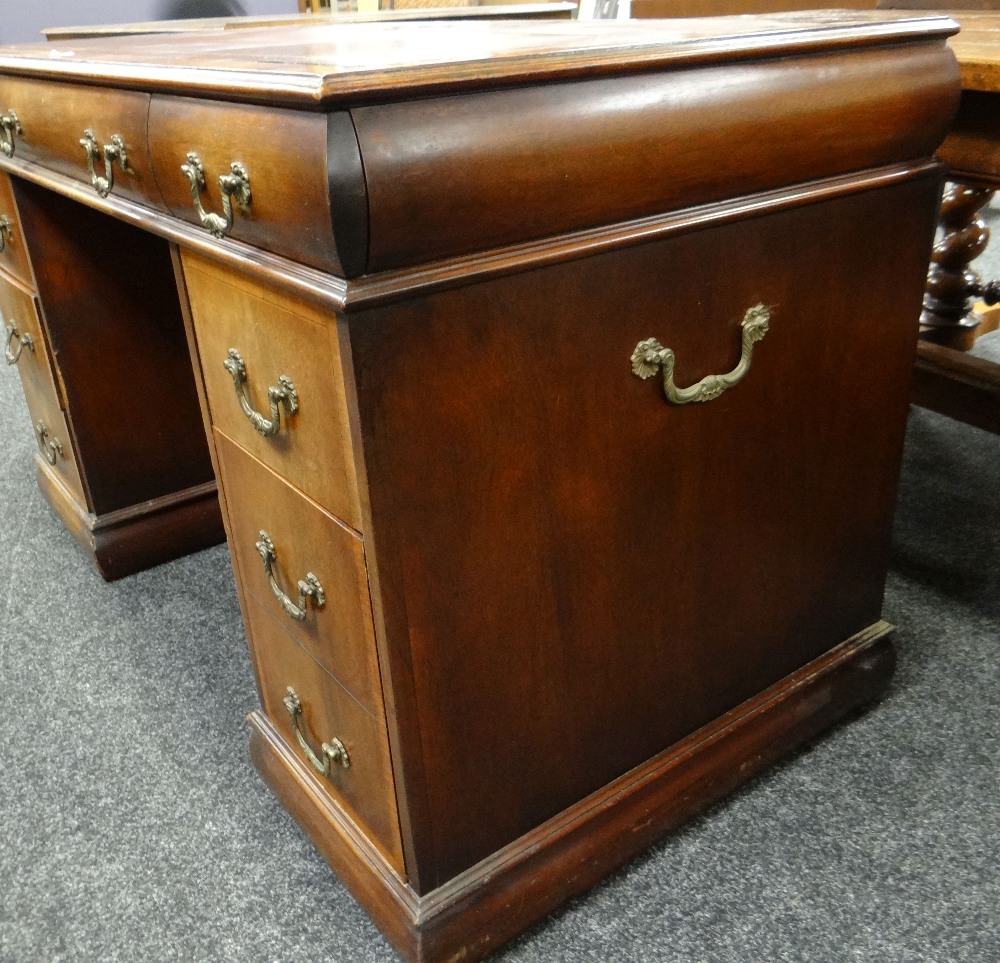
[1,334,998,959]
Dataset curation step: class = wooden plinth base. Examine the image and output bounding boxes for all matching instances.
[249,621,896,963]
[36,460,225,581]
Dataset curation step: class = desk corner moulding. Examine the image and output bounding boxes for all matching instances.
[0,11,961,961]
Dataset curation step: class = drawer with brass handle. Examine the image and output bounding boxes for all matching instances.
[148,96,342,272]
[0,76,159,207]
[0,272,85,501]
[214,431,381,715]
[245,588,404,875]
[182,250,361,530]
[0,171,32,286]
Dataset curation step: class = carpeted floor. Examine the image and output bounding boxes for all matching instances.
[1,328,998,959]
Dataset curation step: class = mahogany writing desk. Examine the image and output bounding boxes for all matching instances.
[0,14,959,961]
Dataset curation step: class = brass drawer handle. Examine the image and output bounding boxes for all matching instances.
[224,348,297,437]
[631,304,771,405]
[35,422,63,465]
[283,686,350,777]
[0,110,22,158]
[255,530,324,622]
[80,129,127,198]
[4,316,34,365]
[0,214,13,252]
[180,152,251,239]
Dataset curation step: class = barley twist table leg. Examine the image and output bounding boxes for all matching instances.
[920,181,1000,350]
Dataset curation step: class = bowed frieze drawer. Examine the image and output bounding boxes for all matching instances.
[0,13,963,962]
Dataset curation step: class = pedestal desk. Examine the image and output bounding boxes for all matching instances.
[0,14,959,962]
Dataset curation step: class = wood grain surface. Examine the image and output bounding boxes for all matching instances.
[0,14,958,108]
[11,178,215,516]
[0,76,159,207]
[347,173,942,889]
[215,431,382,715]
[0,172,34,287]
[0,271,86,502]
[181,250,361,528]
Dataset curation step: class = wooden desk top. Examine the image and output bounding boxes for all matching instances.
[41,5,578,42]
[0,11,957,108]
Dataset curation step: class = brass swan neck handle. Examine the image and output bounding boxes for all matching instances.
[631,304,771,406]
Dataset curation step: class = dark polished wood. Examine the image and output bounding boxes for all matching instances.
[0,175,224,579]
[347,173,943,887]
[919,180,998,349]
[912,13,1000,430]
[251,623,896,963]
[0,13,961,961]
[912,338,1000,433]
[353,42,956,272]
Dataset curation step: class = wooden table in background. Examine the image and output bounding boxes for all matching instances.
[913,11,1000,433]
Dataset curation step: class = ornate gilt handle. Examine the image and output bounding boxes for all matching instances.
[631,304,771,405]
[180,152,251,238]
[0,214,13,252]
[224,348,297,437]
[283,686,350,777]
[80,129,127,198]
[0,110,22,158]
[255,530,324,622]
[35,422,63,465]
[4,316,34,365]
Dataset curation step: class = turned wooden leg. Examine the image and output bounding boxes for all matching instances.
[920,181,1000,350]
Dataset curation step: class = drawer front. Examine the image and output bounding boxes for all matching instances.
[0,76,159,207]
[246,589,403,874]
[148,97,339,273]
[0,273,85,502]
[216,431,381,715]
[0,172,33,287]
[182,251,361,529]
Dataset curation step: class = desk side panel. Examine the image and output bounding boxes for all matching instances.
[348,174,940,889]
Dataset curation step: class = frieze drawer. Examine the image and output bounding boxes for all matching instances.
[149,97,345,273]
[0,76,160,207]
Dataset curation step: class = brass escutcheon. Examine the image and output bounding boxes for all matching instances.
[224,348,297,438]
[180,152,251,238]
[0,214,13,253]
[80,129,127,198]
[3,314,34,365]
[0,110,22,158]
[255,530,324,622]
[283,686,350,778]
[35,422,62,465]
[631,304,771,405]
